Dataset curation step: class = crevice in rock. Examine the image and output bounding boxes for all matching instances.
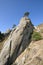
[6,23,33,65]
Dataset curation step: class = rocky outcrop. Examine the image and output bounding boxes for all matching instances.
[12,40,43,65]
[0,17,34,65]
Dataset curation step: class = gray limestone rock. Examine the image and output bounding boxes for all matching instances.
[0,17,34,65]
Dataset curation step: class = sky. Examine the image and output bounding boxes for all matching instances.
[0,0,43,32]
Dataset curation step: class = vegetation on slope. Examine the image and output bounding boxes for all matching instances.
[0,31,5,42]
[32,32,42,41]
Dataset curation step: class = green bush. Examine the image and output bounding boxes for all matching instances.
[24,12,30,17]
[0,31,4,41]
[32,32,42,41]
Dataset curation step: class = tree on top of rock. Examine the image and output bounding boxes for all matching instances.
[24,12,30,17]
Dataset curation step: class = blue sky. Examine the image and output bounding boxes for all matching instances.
[0,0,43,32]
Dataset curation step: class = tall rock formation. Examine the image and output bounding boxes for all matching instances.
[0,17,34,65]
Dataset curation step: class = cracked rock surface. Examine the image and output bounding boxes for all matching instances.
[12,40,43,65]
[0,17,33,65]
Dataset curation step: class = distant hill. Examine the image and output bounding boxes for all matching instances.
[38,23,43,28]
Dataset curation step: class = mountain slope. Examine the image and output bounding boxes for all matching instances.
[12,40,43,65]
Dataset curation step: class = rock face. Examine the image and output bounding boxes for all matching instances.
[0,17,34,65]
[12,40,43,65]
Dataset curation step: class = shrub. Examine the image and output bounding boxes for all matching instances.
[24,12,30,17]
[12,24,16,28]
[32,32,42,41]
[0,31,4,41]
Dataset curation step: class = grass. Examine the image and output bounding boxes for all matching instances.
[32,32,42,41]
